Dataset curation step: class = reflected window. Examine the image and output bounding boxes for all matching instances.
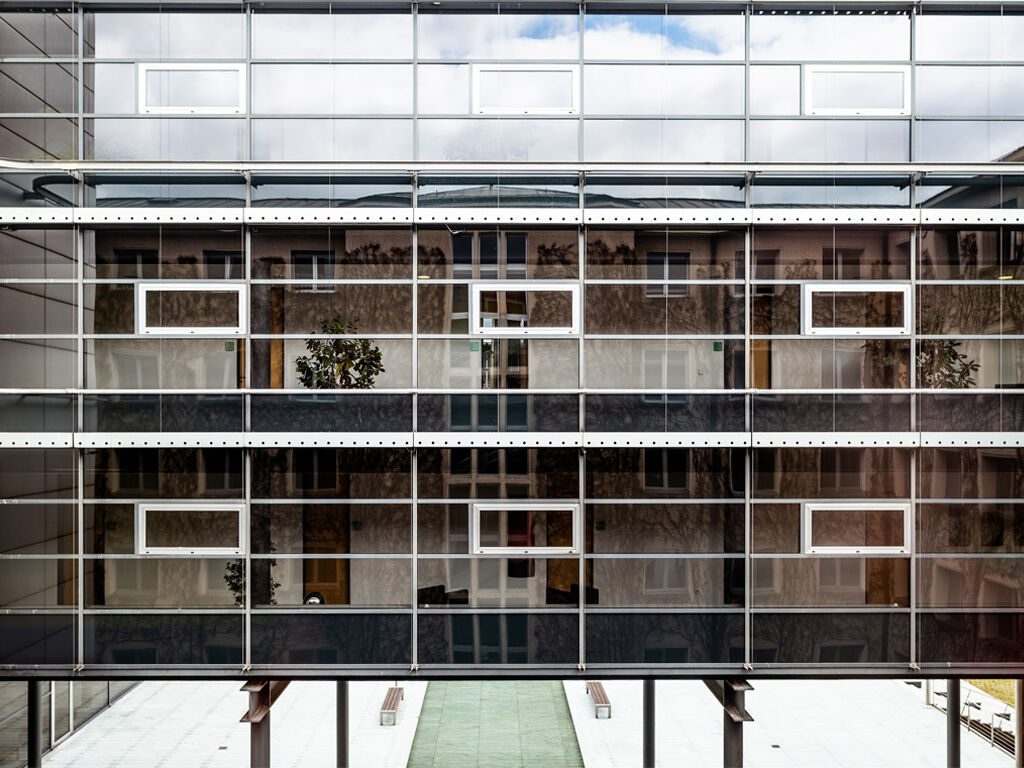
[204,250,243,279]
[138,63,246,115]
[802,502,910,554]
[199,449,242,494]
[643,349,689,403]
[136,503,245,555]
[471,502,579,554]
[473,64,579,115]
[293,250,335,292]
[643,551,691,596]
[645,251,688,297]
[292,449,339,493]
[113,450,160,493]
[451,232,532,279]
[817,643,866,663]
[643,448,689,492]
[820,348,862,389]
[820,449,864,492]
[113,352,158,394]
[113,248,159,279]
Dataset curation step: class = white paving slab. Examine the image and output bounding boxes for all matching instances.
[42,679,426,768]
[565,679,1013,768]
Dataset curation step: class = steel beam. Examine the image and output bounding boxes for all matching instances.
[27,680,42,768]
[643,679,655,768]
[337,681,348,768]
[947,678,960,768]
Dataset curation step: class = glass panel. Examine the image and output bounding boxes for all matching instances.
[417,339,578,390]
[90,118,244,161]
[255,558,410,608]
[144,69,240,110]
[144,289,239,329]
[0,228,75,279]
[809,70,906,111]
[584,175,744,209]
[252,228,412,280]
[915,339,1022,389]
[417,394,578,432]
[749,558,908,607]
[144,507,239,550]
[251,614,410,664]
[586,448,744,500]
[251,395,412,432]
[919,612,1024,664]
[917,15,1024,62]
[250,175,412,208]
[0,504,75,554]
[752,613,909,664]
[918,284,1024,334]
[751,448,911,499]
[74,681,111,725]
[749,65,800,115]
[810,507,905,549]
[250,338,411,389]
[87,63,135,114]
[0,11,77,57]
[87,339,243,390]
[918,504,1024,554]
[0,615,74,664]
[589,557,742,608]
[750,176,911,208]
[918,228,1023,281]
[417,613,577,664]
[0,449,76,499]
[585,340,742,390]
[418,13,578,60]
[84,614,242,664]
[585,395,746,433]
[86,227,244,279]
[587,228,745,279]
[919,559,1024,608]
[88,12,245,58]
[85,504,135,554]
[0,560,75,608]
[476,288,573,330]
[588,503,743,554]
[585,613,743,664]
[751,394,912,432]
[918,449,1024,500]
[750,120,909,162]
[250,283,412,335]
[584,65,743,115]
[584,120,742,162]
[917,176,1024,211]
[251,448,410,500]
[583,13,744,60]
[0,117,76,161]
[477,68,574,112]
[418,228,576,279]
[85,174,246,208]
[417,448,578,501]
[418,64,470,114]
[752,503,801,554]
[83,395,244,433]
[251,13,412,59]
[0,394,75,432]
[0,173,76,208]
[417,558,577,608]
[809,290,905,330]
[251,503,411,554]
[0,64,76,114]
[85,558,238,608]
[252,119,412,162]
[918,67,1024,117]
[750,339,910,390]
[585,285,744,334]
[84,449,244,500]
[418,118,577,162]
[749,14,909,61]
[251,65,412,114]
[915,121,1024,164]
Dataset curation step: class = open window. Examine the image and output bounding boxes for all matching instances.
[472,64,579,115]
[804,65,910,117]
[136,503,246,555]
[470,282,579,336]
[136,283,246,335]
[801,283,911,336]
[801,502,911,554]
[470,502,580,555]
[138,63,246,115]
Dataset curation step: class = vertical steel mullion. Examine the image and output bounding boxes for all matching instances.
[909,195,918,668]
[743,3,750,161]
[49,681,55,748]
[75,220,85,670]
[76,6,84,163]
[577,165,586,668]
[743,224,752,667]
[412,3,419,162]
[411,194,419,667]
[577,4,585,163]
[909,6,917,164]
[245,5,252,164]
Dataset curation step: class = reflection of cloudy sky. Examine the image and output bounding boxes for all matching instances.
[583,15,744,59]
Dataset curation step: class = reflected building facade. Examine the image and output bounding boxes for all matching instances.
[2,0,1024,700]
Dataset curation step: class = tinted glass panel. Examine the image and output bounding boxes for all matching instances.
[251,614,410,664]
[84,614,242,664]
[585,613,743,664]
[417,613,577,664]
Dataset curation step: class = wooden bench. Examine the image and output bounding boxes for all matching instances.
[585,681,611,719]
[379,686,404,726]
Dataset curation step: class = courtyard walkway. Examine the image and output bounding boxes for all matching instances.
[406,681,584,768]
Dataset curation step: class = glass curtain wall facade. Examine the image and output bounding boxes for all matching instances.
[2,2,1024,678]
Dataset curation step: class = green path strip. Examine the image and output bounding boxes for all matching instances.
[406,681,584,768]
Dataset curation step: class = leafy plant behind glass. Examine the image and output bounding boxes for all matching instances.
[295,315,385,389]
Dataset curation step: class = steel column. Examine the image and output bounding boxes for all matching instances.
[249,684,271,768]
[1016,679,1023,768]
[723,683,744,768]
[337,681,348,768]
[947,678,960,768]
[643,679,655,768]
[27,680,42,768]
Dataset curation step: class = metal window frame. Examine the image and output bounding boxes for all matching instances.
[135,282,247,336]
[803,64,912,117]
[471,63,580,116]
[137,63,247,115]
[469,281,580,337]
[800,282,912,337]
[801,501,912,555]
[135,502,247,556]
[470,501,581,556]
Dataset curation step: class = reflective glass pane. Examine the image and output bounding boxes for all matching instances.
[752,613,909,664]
[749,14,909,61]
[915,121,1024,164]
[584,120,743,162]
[917,15,1024,62]
[583,13,744,60]
[85,558,238,607]
[0,503,75,554]
[418,13,578,60]
[750,558,908,607]
[90,118,244,161]
[918,559,1024,608]
[585,613,743,664]
[418,613,577,664]
[918,67,1024,117]
[418,558,576,608]
[586,448,744,500]
[750,120,908,162]
[88,12,245,58]
[251,13,412,59]
[84,614,242,664]
[257,558,410,608]
[0,560,75,608]
[251,503,411,554]
[587,503,744,553]
[918,504,1024,554]
[251,614,410,665]
[251,65,413,115]
[251,448,410,500]
[252,119,412,162]
[417,339,577,390]
[584,65,743,115]
[751,448,910,500]
[750,228,912,280]
[418,119,577,162]
[0,63,76,114]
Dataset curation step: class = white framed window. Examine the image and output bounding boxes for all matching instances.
[470,502,580,555]
[645,251,689,297]
[135,503,246,555]
[470,282,579,336]
[803,64,911,116]
[643,348,689,403]
[801,501,911,555]
[137,63,246,115]
[801,283,911,336]
[293,250,335,292]
[471,64,579,115]
[136,283,246,336]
